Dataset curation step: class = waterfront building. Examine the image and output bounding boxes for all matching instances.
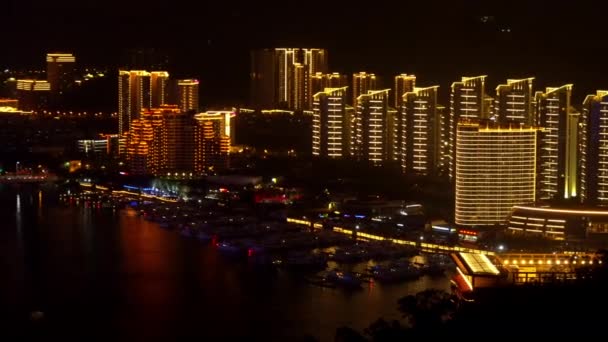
[455,120,538,227]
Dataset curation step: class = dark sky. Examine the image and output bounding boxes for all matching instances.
[2,1,608,105]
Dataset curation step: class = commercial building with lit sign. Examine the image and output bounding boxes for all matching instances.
[507,205,608,244]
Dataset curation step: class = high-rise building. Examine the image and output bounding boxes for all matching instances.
[249,48,327,110]
[579,91,608,205]
[118,70,154,135]
[15,79,51,111]
[495,78,534,124]
[535,85,577,200]
[290,63,307,110]
[353,89,391,164]
[455,120,539,227]
[194,112,231,173]
[177,79,199,112]
[126,107,164,175]
[437,105,449,174]
[126,105,196,176]
[150,71,170,108]
[46,53,75,96]
[312,87,349,158]
[352,72,377,107]
[310,72,348,108]
[161,109,195,175]
[398,86,440,175]
[393,74,416,108]
[448,76,487,180]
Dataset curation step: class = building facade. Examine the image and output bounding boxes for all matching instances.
[150,71,170,108]
[177,79,200,112]
[15,79,51,111]
[455,120,538,227]
[352,72,377,107]
[398,86,440,175]
[580,91,608,205]
[535,85,577,200]
[46,53,75,96]
[495,78,534,125]
[310,72,348,108]
[118,70,151,135]
[353,89,391,165]
[393,74,416,108]
[194,111,232,174]
[312,87,349,158]
[449,76,487,181]
[249,48,327,110]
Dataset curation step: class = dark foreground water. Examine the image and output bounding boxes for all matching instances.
[0,186,449,340]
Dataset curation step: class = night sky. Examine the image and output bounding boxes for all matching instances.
[3,1,608,105]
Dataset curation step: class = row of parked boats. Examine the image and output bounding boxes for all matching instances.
[134,201,454,288]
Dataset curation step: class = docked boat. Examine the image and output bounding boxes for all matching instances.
[324,270,363,288]
[329,245,368,263]
[370,261,422,282]
[280,251,327,270]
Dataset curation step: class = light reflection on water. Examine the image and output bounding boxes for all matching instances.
[2,187,451,340]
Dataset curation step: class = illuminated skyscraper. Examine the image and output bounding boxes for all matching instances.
[393,74,416,108]
[249,48,327,110]
[455,120,538,227]
[46,53,75,96]
[398,86,440,175]
[177,79,199,112]
[312,87,349,158]
[448,76,486,180]
[579,91,608,205]
[535,85,577,200]
[352,72,377,107]
[354,89,391,164]
[118,70,151,135]
[495,78,534,124]
[150,71,170,108]
[194,111,232,173]
[15,79,51,111]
